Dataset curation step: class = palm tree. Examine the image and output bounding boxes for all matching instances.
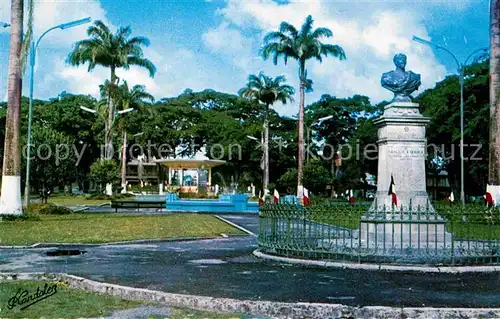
[261,15,346,195]
[239,72,294,193]
[67,20,156,159]
[0,0,33,215]
[114,81,154,193]
[489,0,500,185]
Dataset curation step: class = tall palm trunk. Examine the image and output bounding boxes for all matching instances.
[121,130,127,193]
[1,0,24,215]
[297,60,306,195]
[106,67,117,159]
[104,67,117,196]
[489,0,500,184]
[263,104,269,193]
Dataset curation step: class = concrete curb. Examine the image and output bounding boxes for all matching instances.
[0,236,228,249]
[215,215,257,236]
[1,273,499,319]
[253,249,500,273]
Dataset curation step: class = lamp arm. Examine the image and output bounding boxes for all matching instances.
[35,25,58,50]
[464,48,489,66]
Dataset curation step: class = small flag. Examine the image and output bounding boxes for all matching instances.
[349,189,355,205]
[446,191,455,203]
[304,187,310,206]
[388,175,397,206]
[258,191,264,206]
[273,189,280,204]
[485,192,494,207]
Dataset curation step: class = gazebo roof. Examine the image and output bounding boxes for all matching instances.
[154,158,226,169]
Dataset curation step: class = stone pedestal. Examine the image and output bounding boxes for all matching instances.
[369,101,433,211]
[360,102,453,258]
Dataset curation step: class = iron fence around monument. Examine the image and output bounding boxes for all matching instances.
[258,202,500,266]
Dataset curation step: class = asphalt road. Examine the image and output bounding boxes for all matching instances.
[0,214,499,308]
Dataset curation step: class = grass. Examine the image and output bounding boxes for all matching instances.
[0,280,249,318]
[0,280,141,318]
[0,214,244,245]
[308,204,500,240]
[47,194,113,206]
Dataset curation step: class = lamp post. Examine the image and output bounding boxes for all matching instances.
[413,36,488,206]
[80,106,135,195]
[80,105,134,159]
[23,17,91,207]
[307,115,334,162]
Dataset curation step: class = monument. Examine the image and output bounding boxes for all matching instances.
[370,53,431,210]
[361,53,451,256]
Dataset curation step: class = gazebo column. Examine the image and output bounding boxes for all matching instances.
[208,167,212,187]
[158,164,164,195]
[168,167,172,185]
[180,168,184,188]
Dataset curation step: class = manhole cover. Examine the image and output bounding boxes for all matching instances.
[46,249,86,256]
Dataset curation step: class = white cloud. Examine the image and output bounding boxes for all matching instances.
[203,0,448,115]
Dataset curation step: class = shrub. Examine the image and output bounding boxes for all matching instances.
[179,192,199,199]
[27,203,72,215]
[0,212,41,221]
[86,193,110,200]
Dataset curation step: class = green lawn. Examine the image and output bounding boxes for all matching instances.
[308,205,500,240]
[0,280,248,318]
[0,280,141,318]
[47,194,113,206]
[0,214,244,245]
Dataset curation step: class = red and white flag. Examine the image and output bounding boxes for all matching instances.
[303,187,310,206]
[485,187,494,207]
[348,189,355,205]
[273,189,280,204]
[258,191,264,206]
[446,191,455,202]
[388,175,397,206]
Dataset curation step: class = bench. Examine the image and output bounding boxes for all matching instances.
[111,200,165,213]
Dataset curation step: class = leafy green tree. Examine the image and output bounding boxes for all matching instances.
[277,160,331,195]
[239,72,295,192]
[261,15,346,193]
[28,125,77,202]
[37,94,101,191]
[418,61,490,195]
[67,20,156,159]
[89,159,120,194]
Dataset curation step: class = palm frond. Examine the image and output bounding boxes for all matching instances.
[321,44,346,60]
[311,27,333,39]
[88,20,111,39]
[300,15,314,36]
[279,22,298,37]
[127,56,157,77]
[20,0,34,73]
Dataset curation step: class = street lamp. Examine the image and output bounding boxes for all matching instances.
[24,17,91,207]
[307,115,334,161]
[413,35,488,206]
[80,105,135,195]
[80,105,135,157]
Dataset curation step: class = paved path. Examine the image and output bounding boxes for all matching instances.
[0,214,499,308]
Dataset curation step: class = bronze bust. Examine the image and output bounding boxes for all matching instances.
[381,53,421,102]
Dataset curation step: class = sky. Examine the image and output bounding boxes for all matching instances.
[0,0,491,116]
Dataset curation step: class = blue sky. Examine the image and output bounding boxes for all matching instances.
[0,0,490,116]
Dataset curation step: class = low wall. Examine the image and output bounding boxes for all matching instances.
[165,193,258,213]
